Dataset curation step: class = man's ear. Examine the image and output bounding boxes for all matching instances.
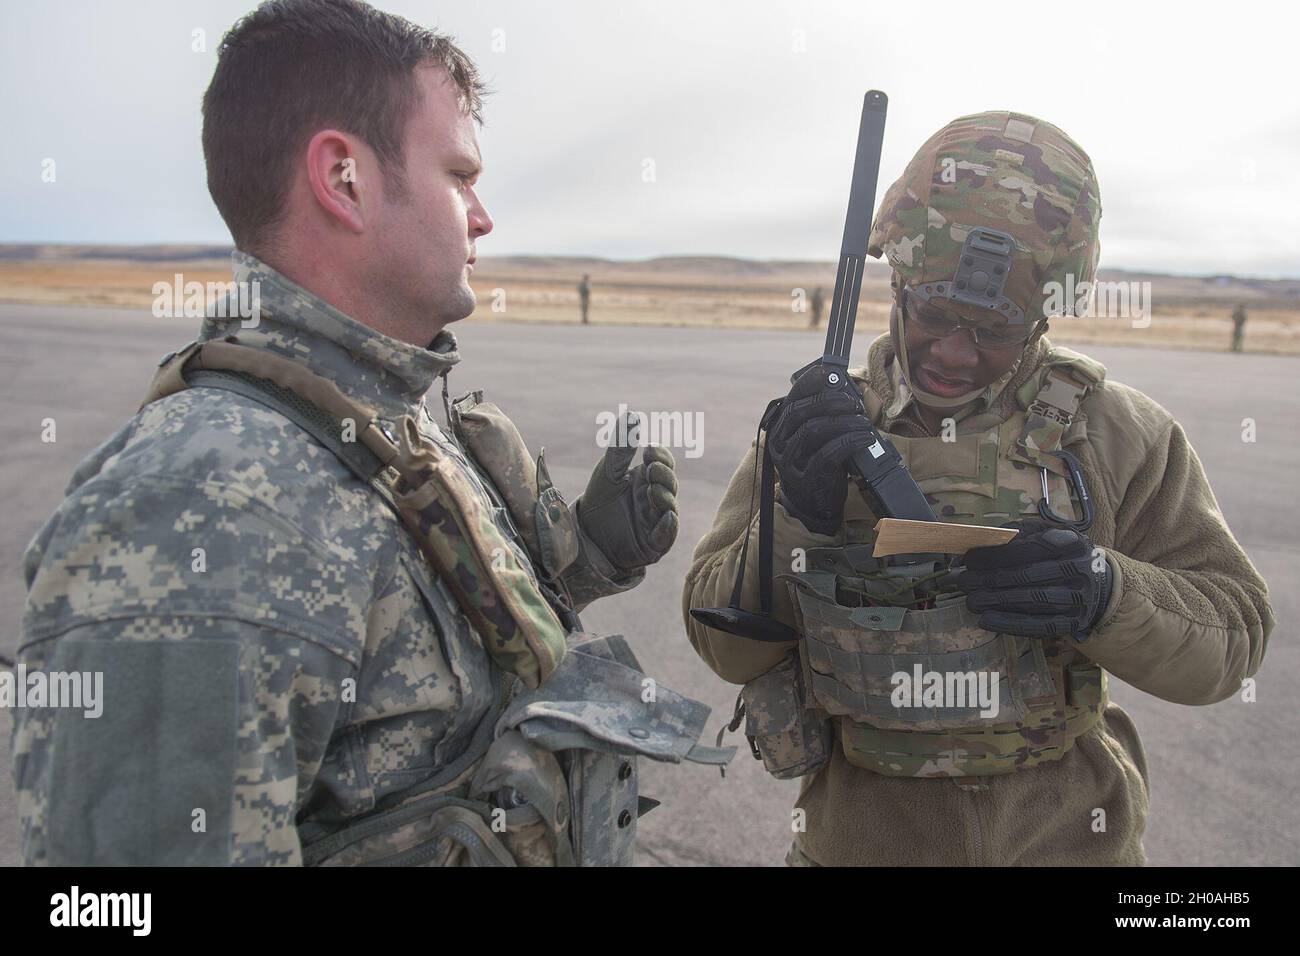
[304,129,367,234]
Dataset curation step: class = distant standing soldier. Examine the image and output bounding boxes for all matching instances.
[579,273,591,324]
[1231,303,1247,352]
[809,285,825,329]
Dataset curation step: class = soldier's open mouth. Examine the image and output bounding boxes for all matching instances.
[917,366,974,395]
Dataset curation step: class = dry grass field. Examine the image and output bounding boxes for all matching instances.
[1,251,1297,354]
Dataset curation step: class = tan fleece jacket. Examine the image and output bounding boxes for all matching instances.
[682,332,1274,866]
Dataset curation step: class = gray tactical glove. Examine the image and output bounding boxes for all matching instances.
[575,415,678,574]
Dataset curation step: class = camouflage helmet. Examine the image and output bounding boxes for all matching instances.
[867,111,1101,409]
[868,110,1101,323]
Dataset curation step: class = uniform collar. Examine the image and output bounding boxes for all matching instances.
[197,251,461,419]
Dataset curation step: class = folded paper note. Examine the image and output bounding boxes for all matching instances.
[872,518,1019,557]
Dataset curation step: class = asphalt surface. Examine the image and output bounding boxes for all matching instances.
[0,304,1295,866]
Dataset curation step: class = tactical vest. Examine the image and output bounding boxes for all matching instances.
[743,346,1109,780]
[140,338,731,865]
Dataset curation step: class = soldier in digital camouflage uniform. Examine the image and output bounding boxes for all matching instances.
[684,110,1274,865]
[12,0,727,866]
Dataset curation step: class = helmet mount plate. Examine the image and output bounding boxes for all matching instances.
[908,227,1028,325]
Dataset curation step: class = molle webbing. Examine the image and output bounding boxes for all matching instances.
[791,559,1107,778]
[140,340,568,688]
[785,352,1108,778]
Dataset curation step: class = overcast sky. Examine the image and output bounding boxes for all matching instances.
[2,0,1297,277]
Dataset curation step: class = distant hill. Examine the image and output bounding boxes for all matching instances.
[1,243,1295,306]
[0,243,234,263]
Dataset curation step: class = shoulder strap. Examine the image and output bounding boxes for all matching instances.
[187,367,388,487]
[141,340,403,488]
[1011,345,1107,457]
[142,339,583,650]
[1015,346,1105,415]
[1041,344,1107,387]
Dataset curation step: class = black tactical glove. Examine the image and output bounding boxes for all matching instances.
[952,518,1114,640]
[766,364,878,536]
[575,413,678,574]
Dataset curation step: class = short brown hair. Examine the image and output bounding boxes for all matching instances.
[202,0,487,254]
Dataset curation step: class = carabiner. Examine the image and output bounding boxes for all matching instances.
[1036,447,1094,532]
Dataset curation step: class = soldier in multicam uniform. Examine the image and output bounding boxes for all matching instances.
[11,0,729,866]
[684,111,1275,865]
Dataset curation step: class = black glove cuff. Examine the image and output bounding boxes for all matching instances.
[1078,551,1115,640]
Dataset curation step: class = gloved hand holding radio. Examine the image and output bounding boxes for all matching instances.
[767,364,878,536]
[576,413,678,574]
[953,518,1114,640]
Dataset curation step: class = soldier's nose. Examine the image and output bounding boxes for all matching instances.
[929,328,980,367]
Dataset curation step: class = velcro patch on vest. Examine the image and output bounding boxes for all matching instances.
[906,433,981,480]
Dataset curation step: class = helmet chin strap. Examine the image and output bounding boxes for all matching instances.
[888,298,1048,413]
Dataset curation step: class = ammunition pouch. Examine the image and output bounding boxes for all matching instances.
[299,727,575,868]
[449,390,581,580]
[300,634,734,867]
[789,570,1058,731]
[784,555,1105,778]
[739,652,831,780]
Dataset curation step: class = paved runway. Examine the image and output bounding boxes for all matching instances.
[0,304,1295,866]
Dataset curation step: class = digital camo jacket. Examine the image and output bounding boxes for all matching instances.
[11,252,640,865]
